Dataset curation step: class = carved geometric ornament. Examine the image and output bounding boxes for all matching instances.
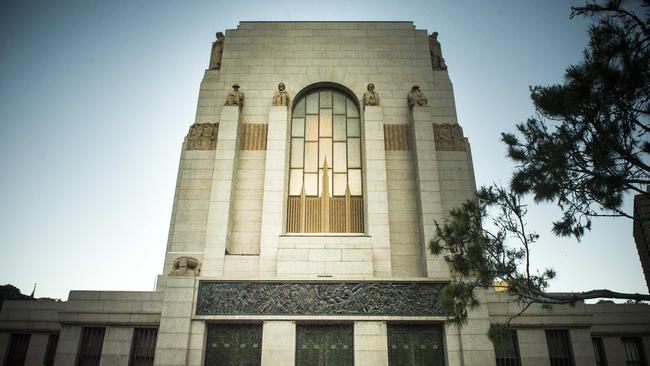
[196,281,447,316]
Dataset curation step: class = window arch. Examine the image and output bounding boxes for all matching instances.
[287,88,364,233]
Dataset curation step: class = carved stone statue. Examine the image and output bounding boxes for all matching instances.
[428,32,447,71]
[186,123,218,150]
[208,32,225,70]
[362,83,380,107]
[225,83,244,107]
[407,85,427,108]
[272,83,290,106]
[170,256,201,276]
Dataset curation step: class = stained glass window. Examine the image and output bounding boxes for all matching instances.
[287,88,364,233]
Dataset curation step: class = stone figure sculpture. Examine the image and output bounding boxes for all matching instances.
[170,256,201,276]
[362,83,380,106]
[433,123,467,151]
[407,85,427,108]
[208,32,225,70]
[428,32,447,71]
[272,83,290,106]
[225,83,244,107]
[186,123,219,150]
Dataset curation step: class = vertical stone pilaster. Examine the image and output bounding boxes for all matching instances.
[259,106,288,276]
[203,106,241,276]
[363,106,390,277]
[354,321,388,366]
[456,289,496,366]
[570,328,597,366]
[153,277,196,366]
[53,325,82,366]
[99,327,134,366]
[410,106,448,279]
[24,333,49,366]
[261,321,295,366]
[187,321,205,366]
[517,329,551,366]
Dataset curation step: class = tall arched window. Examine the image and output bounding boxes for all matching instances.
[287,88,364,233]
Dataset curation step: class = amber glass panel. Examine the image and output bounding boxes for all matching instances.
[304,142,318,173]
[347,118,360,137]
[320,91,332,108]
[292,118,304,137]
[333,115,346,141]
[306,115,318,141]
[304,173,318,196]
[333,93,346,115]
[290,138,304,168]
[319,109,332,137]
[318,168,333,196]
[293,99,305,117]
[306,93,319,114]
[349,169,362,195]
[289,169,303,195]
[333,142,347,173]
[347,138,361,168]
[347,99,359,117]
[319,138,332,167]
[333,173,347,196]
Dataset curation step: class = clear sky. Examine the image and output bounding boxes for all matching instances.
[1,0,644,300]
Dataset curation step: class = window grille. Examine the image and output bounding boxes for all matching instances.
[4,333,30,366]
[622,337,646,366]
[129,328,157,366]
[592,337,607,366]
[287,89,364,233]
[545,329,575,366]
[295,324,354,366]
[204,324,262,366]
[387,324,445,366]
[76,327,105,366]
[494,329,521,366]
[43,334,59,366]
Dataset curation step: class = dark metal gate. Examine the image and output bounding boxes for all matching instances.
[295,324,354,366]
[387,324,445,366]
[204,324,262,366]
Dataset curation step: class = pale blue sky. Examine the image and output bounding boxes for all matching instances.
[1,0,643,300]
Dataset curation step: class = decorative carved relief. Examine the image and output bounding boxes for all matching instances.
[433,123,467,151]
[407,85,427,109]
[170,256,201,276]
[240,124,268,150]
[196,281,446,316]
[428,32,447,71]
[362,83,380,107]
[209,32,225,70]
[186,123,219,150]
[272,83,290,106]
[384,124,411,151]
[225,84,244,107]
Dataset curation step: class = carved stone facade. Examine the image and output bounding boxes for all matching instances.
[433,123,467,151]
[407,85,427,108]
[428,32,447,71]
[272,83,290,106]
[186,122,218,150]
[240,123,268,150]
[224,83,244,106]
[362,83,380,106]
[384,124,411,151]
[196,281,445,316]
[208,32,225,70]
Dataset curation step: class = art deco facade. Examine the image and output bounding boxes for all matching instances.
[1,21,649,366]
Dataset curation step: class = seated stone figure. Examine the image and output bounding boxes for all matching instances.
[225,83,244,106]
[170,256,201,276]
[362,83,380,106]
[407,85,427,108]
[272,83,290,106]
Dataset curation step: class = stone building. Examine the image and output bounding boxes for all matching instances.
[1,21,649,366]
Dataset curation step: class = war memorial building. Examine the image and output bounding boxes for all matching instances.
[1,21,650,366]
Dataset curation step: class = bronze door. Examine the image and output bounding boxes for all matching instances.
[296,324,354,366]
[387,324,445,366]
[204,324,262,366]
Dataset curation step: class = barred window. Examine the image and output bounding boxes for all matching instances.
[287,88,364,233]
[494,329,521,366]
[545,329,575,366]
[77,327,105,366]
[129,328,157,366]
[5,333,30,366]
[592,337,607,366]
[622,337,646,366]
[44,334,59,366]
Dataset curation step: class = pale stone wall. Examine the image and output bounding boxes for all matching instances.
[354,321,388,366]
[99,327,133,366]
[24,333,49,366]
[261,321,295,366]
